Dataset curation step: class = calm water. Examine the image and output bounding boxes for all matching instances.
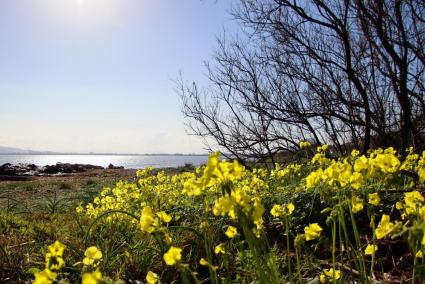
[0,154,209,169]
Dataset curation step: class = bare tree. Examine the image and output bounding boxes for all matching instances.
[178,0,425,165]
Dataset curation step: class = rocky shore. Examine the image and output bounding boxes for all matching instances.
[0,162,124,179]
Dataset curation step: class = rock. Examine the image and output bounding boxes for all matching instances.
[42,163,103,174]
[0,163,16,175]
[108,163,124,169]
[0,162,104,176]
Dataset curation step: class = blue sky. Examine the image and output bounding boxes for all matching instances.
[0,0,236,153]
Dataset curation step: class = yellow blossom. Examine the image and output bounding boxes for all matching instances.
[304,223,323,241]
[270,203,295,218]
[321,268,341,281]
[368,193,380,206]
[83,246,102,266]
[157,211,172,223]
[351,149,360,157]
[351,196,364,213]
[375,214,395,239]
[33,269,57,284]
[163,246,182,266]
[299,141,312,149]
[354,155,369,172]
[47,241,65,258]
[82,270,102,284]
[199,258,209,266]
[225,226,238,238]
[419,167,425,183]
[146,271,159,284]
[140,206,157,233]
[349,172,363,189]
[306,168,324,189]
[364,244,378,255]
[214,243,225,255]
[286,203,295,214]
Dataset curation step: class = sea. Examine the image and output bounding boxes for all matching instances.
[0,154,209,169]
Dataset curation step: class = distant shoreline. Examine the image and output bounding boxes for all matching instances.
[0,153,209,156]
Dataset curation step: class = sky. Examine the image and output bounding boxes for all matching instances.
[0,0,237,154]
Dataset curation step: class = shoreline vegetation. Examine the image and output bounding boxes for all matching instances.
[2,145,425,283]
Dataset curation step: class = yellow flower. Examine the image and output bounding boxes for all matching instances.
[225,226,238,238]
[270,203,295,218]
[306,168,324,188]
[33,269,57,284]
[83,246,102,266]
[183,179,203,196]
[163,246,182,266]
[349,172,363,189]
[304,223,323,241]
[199,258,209,266]
[214,243,225,255]
[213,196,234,217]
[45,254,65,271]
[140,206,157,233]
[47,241,65,258]
[368,193,380,206]
[322,268,341,280]
[404,191,424,215]
[419,167,425,183]
[270,204,284,217]
[375,214,395,239]
[146,271,159,284]
[299,141,312,149]
[364,244,378,255]
[252,197,265,235]
[351,196,364,213]
[354,155,369,172]
[157,211,172,223]
[286,203,295,214]
[351,149,360,157]
[416,251,423,258]
[317,145,329,152]
[82,270,102,284]
[373,153,400,173]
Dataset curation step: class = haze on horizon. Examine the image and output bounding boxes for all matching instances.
[0,0,236,154]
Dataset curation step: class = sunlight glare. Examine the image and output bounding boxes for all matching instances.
[39,0,122,29]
